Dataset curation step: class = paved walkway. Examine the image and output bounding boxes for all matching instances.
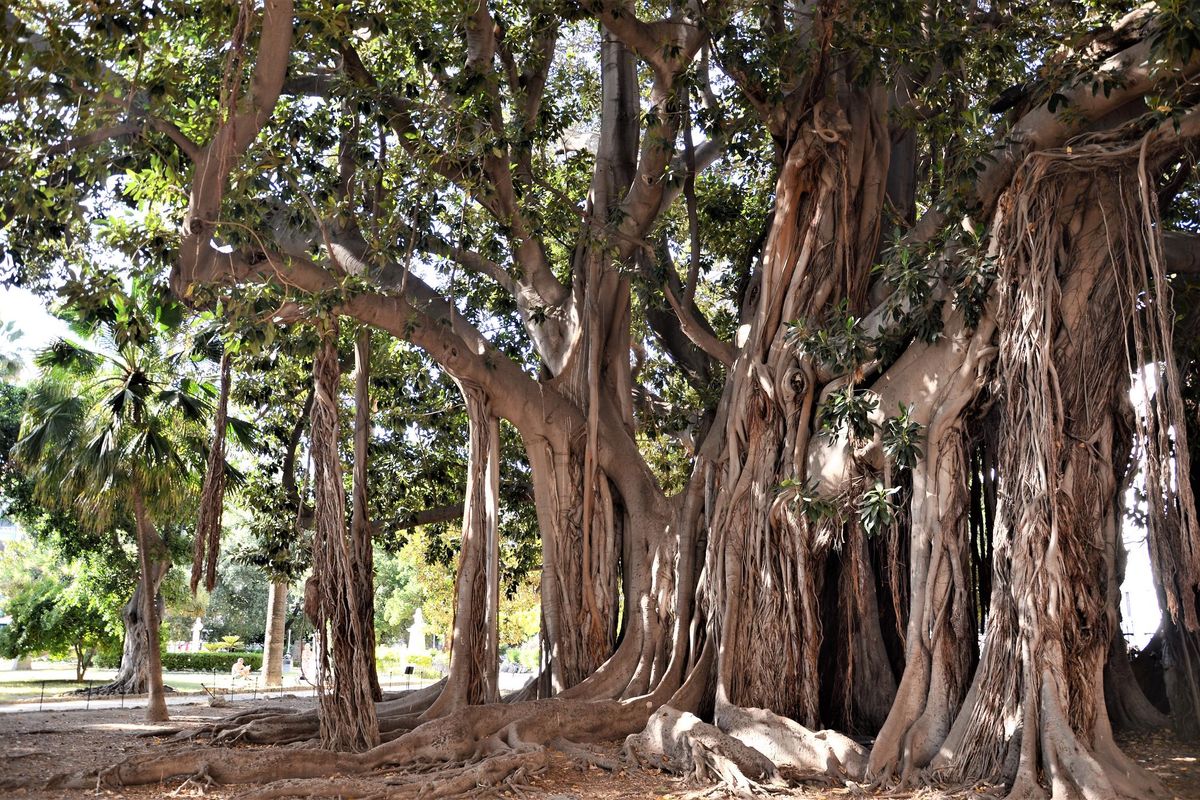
[0,687,306,714]
[0,674,528,714]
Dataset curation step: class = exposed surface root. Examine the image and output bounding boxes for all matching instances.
[50,697,650,791]
[47,746,366,790]
[188,682,448,746]
[164,749,552,800]
[716,702,869,780]
[549,736,622,771]
[380,749,550,798]
[623,705,783,793]
[233,777,379,800]
[51,697,872,796]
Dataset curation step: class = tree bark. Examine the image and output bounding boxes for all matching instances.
[311,322,380,751]
[132,487,169,723]
[699,87,892,729]
[351,327,383,703]
[927,152,1169,800]
[1160,616,1200,740]
[424,382,501,716]
[262,578,288,688]
[96,565,168,697]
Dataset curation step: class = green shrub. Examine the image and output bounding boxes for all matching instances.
[375,645,406,673]
[93,640,124,669]
[160,651,263,672]
[514,647,539,672]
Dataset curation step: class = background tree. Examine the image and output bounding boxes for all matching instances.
[0,542,118,681]
[12,288,219,721]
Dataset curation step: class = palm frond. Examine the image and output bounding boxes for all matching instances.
[34,339,102,374]
[226,416,256,448]
[157,387,213,423]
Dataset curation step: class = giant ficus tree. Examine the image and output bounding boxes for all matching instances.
[5,0,1200,797]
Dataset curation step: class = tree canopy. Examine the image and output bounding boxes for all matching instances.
[3,0,1200,797]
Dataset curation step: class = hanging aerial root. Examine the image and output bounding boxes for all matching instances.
[923,128,1191,800]
[310,320,381,751]
[192,348,232,594]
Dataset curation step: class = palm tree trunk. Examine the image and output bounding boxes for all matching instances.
[262,578,288,687]
[132,488,169,722]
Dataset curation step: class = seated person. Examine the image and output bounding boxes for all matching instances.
[231,657,252,680]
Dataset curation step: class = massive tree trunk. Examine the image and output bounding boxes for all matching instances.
[530,32,642,695]
[97,560,169,697]
[699,87,895,733]
[920,148,1179,799]
[262,579,288,689]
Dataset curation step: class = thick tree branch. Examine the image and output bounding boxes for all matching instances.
[578,2,699,83]
[656,241,734,368]
[43,122,141,156]
[394,221,515,294]
[664,282,735,368]
[461,3,568,311]
[338,42,568,310]
[337,44,479,189]
[1165,230,1200,274]
[465,0,497,72]
[147,117,203,163]
[178,0,294,291]
[908,36,1200,246]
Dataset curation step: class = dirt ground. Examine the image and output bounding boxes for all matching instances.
[0,699,1196,799]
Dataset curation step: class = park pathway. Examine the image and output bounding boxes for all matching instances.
[0,672,529,714]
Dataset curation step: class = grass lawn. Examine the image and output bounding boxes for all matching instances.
[0,678,93,699]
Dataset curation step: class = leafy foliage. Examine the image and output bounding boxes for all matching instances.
[0,538,119,680]
[159,650,263,672]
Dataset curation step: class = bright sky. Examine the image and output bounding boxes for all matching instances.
[0,286,72,381]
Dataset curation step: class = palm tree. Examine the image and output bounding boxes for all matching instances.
[14,314,215,722]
